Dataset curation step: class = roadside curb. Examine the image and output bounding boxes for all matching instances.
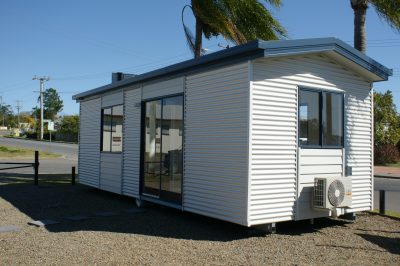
[374,174,400,180]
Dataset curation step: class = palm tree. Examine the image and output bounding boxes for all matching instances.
[351,0,400,53]
[182,0,286,58]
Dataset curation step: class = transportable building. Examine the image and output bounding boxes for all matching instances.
[73,38,392,228]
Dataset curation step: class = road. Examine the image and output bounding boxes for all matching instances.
[0,137,78,174]
[374,177,400,213]
[0,136,78,160]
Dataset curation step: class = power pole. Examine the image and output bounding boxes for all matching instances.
[32,76,50,140]
[0,95,4,127]
[15,100,22,129]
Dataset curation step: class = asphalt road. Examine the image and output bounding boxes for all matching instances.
[0,137,78,174]
[374,177,400,213]
[0,136,78,160]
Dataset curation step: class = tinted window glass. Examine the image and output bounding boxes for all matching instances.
[299,90,320,146]
[323,93,343,146]
[112,105,123,152]
[143,100,162,196]
[102,108,112,152]
[101,105,123,152]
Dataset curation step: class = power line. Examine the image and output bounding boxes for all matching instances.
[0,81,33,93]
[51,44,220,82]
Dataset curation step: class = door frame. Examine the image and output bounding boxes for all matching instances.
[139,93,184,205]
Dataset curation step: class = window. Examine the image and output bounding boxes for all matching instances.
[299,88,343,148]
[101,105,123,152]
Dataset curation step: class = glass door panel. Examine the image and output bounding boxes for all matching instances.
[141,95,183,204]
[143,100,162,197]
[160,96,183,203]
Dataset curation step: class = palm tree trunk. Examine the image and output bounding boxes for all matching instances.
[194,18,202,59]
[351,0,368,53]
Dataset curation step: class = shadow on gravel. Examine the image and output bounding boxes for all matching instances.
[357,234,400,255]
[355,228,400,234]
[275,218,349,236]
[0,174,71,185]
[0,182,352,241]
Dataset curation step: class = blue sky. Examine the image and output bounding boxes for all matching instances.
[0,0,399,115]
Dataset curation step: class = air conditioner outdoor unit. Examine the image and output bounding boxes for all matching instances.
[313,177,352,209]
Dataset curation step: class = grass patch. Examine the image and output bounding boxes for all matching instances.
[0,145,61,158]
[384,161,400,168]
[372,209,400,218]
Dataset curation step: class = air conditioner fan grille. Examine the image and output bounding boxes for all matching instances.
[328,180,345,207]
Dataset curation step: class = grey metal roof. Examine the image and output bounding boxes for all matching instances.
[73,37,392,101]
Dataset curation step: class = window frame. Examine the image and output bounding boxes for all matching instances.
[298,87,344,149]
[100,104,124,153]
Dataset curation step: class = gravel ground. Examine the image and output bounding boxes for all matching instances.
[0,179,399,265]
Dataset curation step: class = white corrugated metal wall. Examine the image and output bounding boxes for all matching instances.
[77,53,373,226]
[184,63,250,225]
[249,54,372,224]
[345,82,373,212]
[249,59,297,225]
[78,98,101,187]
[122,87,142,197]
[99,92,124,194]
[142,77,184,100]
[297,149,343,220]
[100,153,122,193]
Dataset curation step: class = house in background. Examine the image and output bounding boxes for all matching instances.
[73,38,392,230]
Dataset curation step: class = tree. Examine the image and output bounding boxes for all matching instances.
[374,90,400,145]
[350,0,400,53]
[57,115,79,134]
[182,0,286,58]
[19,113,35,129]
[0,104,16,128]
[33,88,64,121]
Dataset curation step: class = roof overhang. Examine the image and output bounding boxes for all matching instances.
[73,38,392,101]
[258,37,392,82]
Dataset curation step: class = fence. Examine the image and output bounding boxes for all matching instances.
[0,151,39,185]
[0,151,77,185]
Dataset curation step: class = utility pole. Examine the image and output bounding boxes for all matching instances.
[0,95,4,127]
[15,100,22,129]
[32,76,50,140]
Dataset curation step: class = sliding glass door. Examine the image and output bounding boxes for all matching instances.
[142,95,183,204]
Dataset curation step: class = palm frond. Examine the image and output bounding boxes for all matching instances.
[182,5,196,55]
[192,0,286,45]
[187,0,286,57]
[370,0,400,31]
[264,0,283,8]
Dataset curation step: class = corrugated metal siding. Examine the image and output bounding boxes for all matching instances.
[249,55,372,224]
[79,98,101,188]
[102,91,123,107]
[249,60,297,225]
[346,88,373,212]
[100,153,122,194]
[122,87,142,197]
[142,77,184,100]
[297,149,343,220]
[184,63,250,225]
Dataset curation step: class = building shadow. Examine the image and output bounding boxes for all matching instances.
[0,182,352,242]
[357,233,400,255]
